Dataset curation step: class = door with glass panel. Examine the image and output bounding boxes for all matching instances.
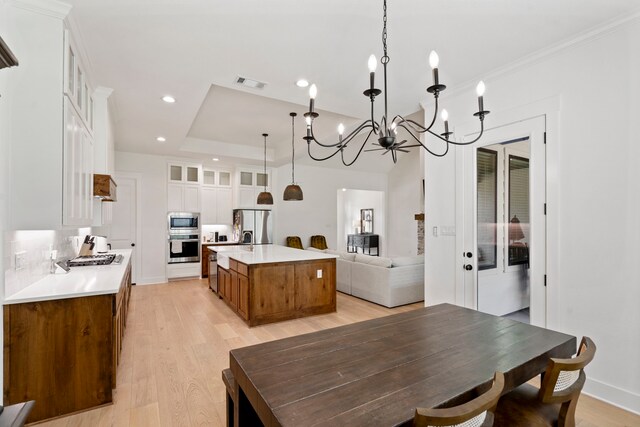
[458,116,546,327]
[477,141,531,321]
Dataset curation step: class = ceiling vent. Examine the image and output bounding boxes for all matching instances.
[234,75,266,90]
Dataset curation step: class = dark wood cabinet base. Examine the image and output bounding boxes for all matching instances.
[218,259,336,327]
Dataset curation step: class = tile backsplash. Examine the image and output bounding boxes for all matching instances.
[3,228,92,298]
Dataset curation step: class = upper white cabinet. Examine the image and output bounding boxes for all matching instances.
[203,169,232,188]
[63,98,94,225]
[168,184,200,213]
[234,169,272,209]
[200,168,233,224]
[64,29,93,133]
[168,163,201,184]
[167,162,202,212]
[2,4,100,229]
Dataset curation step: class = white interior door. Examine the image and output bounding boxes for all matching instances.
[456,116,546,326]
[111,174,141,284]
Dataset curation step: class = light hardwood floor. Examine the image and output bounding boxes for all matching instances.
[37,279,639,427]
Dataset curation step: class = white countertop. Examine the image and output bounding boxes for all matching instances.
[209,244,337,266]
[4,250,132,305]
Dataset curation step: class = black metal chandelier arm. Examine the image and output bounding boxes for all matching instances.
[308,120,375,148]
[443,120,485,146]
[426,96,440,130]
[393,115,429,133]
[396,123,450,157]
[340,129,376,167]
[306,141,343,162]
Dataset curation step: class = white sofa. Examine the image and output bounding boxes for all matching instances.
[306,248,424,308]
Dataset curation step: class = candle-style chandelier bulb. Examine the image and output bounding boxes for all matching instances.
[305,116,312,126]
[368,54,378,72]
[338,123,345,135]
[429,51,439,69]
[441,109,449,121]
[476,81,486,96]
[309,84,317,99]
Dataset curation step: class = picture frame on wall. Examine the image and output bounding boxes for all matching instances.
[361,208,374,233]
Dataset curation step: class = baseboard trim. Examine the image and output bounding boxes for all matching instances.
[136,276,167,286]
[584,377,640,415]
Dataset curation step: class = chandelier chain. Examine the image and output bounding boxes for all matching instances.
[382,0,389,62]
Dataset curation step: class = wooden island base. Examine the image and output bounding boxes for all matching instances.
[217,258,336,326]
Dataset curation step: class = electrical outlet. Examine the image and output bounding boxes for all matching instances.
[14,251,26,270]
[317,269,323,279]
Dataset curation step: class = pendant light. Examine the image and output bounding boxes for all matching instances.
[256,133,274,205]
[283,112,303,201]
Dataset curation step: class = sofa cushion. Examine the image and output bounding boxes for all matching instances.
[355,254,393,268]
[326,249,356,262]
[391,256,424,267]
[305,247,326,253]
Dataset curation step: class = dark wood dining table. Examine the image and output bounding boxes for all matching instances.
[229,303,575,427]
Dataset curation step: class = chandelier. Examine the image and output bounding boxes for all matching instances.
[303,0,490,165]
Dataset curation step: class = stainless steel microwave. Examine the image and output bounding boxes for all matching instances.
[168,212,200,233]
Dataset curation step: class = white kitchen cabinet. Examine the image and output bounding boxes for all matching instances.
[202,187,233,224]
[234,169,272,209]
[63,97,94,226]
[4,6,103,230]
[184,186,200,212]
[168,163,201,184]
[216,188,233,224]
[168,184,200,213]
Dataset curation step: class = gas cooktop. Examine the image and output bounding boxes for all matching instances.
[68,254,122,267]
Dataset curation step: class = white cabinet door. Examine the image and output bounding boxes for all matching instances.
[167,183,183,212]
[216,188,233,224]
[201,187,218,224]
[237,187,256,209]
[63,98,94,226]
[183,185,201,213]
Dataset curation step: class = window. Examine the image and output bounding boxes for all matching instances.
[508,155,530,266]
[477,148,497,270]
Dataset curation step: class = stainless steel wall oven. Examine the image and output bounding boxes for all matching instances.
[168,212,200,264]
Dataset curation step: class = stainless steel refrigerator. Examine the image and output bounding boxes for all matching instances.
[233,209,273,244]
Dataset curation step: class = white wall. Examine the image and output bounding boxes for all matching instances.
[337,189,386,255]
[424,17,640,412]
[115,151,170,284]
[274,164,387,250]
[387,111,423,257]
[387,149,421,256]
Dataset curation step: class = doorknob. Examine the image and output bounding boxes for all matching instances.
[465,252,473,258]
[463,264,473,271]
[131,243,136,247]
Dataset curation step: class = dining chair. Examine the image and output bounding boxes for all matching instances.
[309,235,328,250]
[286,236,304,250]
[493,336,596,427]
[414,371,504,427]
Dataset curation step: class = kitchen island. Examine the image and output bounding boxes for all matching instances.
[209,245,337,326]
[3,250,132,424]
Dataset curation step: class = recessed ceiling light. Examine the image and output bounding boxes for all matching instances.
[156,136,166,142]
[212,158,219,161]
[162,95,176,103]
[342,188,347,192]
[296,79,309,88]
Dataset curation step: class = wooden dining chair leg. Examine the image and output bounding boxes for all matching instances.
[558,397,579,427]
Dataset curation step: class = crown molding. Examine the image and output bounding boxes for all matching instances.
[420,9,640,111]
[7,0,71,19]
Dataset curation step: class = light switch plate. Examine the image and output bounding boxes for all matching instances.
[15,251,26,270]
[317,269,322,279]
